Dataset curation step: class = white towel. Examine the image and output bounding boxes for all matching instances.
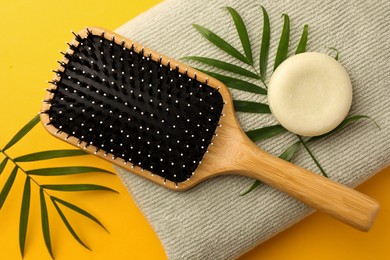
[114,0,390,259]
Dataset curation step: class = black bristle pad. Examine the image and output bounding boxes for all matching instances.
[47,34,224,183]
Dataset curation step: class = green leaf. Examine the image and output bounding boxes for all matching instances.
[51,199,91,250]
[3,114,40,151]
[52,196,107,232]
[27,166,114,176]
[40,188,53,258]
[233,100,270,113]
[297,135,328,178]
[328,47,340,61]
[0,166,18,209]
[240,180,261,196]
[183,56,260,79]
[279,141,301,161]
[14,150,87,162]
[259,6,270,80]
[245,125,287,142]
[193,24,250,64]
[226,6,253,64]
[197,69,267,94]
[333,115,377,131]
[41,184,117,193]
[19,177,31,258]
[309,115,373,143]
[274,14,290,71]
[295,24,309,54]
[0,158,8,175]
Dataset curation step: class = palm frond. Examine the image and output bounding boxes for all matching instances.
[274,14,290,70]
[40,188,53,258]
[52,196,108,232]
[309,115,376,143]
[297,135,328,177]
[279,141,301,161]
[19,177,31,257]
[193,24,250,64]
[233,100,270,114]
[183,56,259,79]
[0,112,116,257]
[226,6,253,64]
[2,115,40,152]
[0,158,8,175]
[27,166,114,176]
[295,24,309,54]
[259,6,270,80]
[245,125,287,142]
[240,180,261,196]
[51,199,91,250]
[41,184,117,193]
[14,150,87,162]
[0,166,18,209]
[328,47,340,60]
[196,69,266,94]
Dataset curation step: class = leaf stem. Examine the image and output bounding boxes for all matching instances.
[0,149,44,189]
[250,65,268,89]
[297,135,328,178]
[261,79,268,89]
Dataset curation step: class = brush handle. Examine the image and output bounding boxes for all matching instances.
[236,137,379,231]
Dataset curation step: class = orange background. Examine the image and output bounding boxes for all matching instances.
[0,0,389,259]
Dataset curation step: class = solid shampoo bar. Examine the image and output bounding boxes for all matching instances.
[268,52,352,136]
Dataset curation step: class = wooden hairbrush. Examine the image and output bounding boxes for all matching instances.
[41,27,379,231]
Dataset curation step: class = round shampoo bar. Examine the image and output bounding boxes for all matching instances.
[268,52,352,136]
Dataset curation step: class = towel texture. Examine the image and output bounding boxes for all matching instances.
[114,0,390,259]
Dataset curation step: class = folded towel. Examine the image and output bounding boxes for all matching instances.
[114,0,390,259]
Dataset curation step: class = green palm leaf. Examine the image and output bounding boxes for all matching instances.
[295,24,309,54]
[0,158,8,175]
[309,115,374,143]
[274,14,290,70]
[329,47,340,61]
[40,188,53,258]
[259,6,270,80]
[19,177,31,257]
[193,24,250,64]
[333,115,376,131]
[240,180,261,196]
[41,184,117,193]
[245,125,287,142]
[3,114,40,152]
[233,100,270,113]
[183,56,260,79]
[279,141,301,161]
[27,166,114,176]
[14,150,87,162]
[51,199,91,250]
[197,69,266,94]
[226,6,253,64]
[0,166,18,209]
[51,196,107,231]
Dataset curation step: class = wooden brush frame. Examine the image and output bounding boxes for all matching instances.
[41,27,233,190]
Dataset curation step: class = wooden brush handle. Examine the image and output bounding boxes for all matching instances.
[236,138,379,231]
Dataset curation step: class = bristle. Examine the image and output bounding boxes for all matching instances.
[71,31,83,43]
[46,31,224,183]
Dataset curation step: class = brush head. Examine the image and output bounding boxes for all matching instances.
[41,28,225,185]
